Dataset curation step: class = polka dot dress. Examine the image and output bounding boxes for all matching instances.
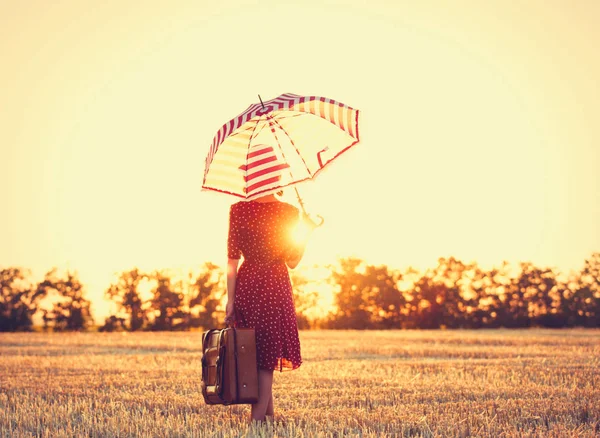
[228,200,302,372]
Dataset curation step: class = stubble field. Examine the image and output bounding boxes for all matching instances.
[0,329,599,437]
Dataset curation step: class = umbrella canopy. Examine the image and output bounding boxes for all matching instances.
[202,93,360,201]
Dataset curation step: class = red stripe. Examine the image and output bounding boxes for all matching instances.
[247,176,282,192]
[226,119,235,138]
[216,129,222,149]
[244,163,290,182]
[247,146,273,159]
[239,155,277,171]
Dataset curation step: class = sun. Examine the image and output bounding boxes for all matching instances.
[290,219,313,246]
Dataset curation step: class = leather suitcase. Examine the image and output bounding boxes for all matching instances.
[201,327,259,405]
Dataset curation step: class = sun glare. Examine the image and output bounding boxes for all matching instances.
[290,220,312,245]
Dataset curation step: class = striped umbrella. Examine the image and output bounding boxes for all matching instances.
[202,92,360,211]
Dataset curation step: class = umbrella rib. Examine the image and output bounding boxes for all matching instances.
[225,119,264,139]
[272,109,352,135]
[243,115,268,190]
[252,119,270,139]
[269,113,306,120]
[225,112,302,141]
[266,116,301,185]
[269,115,313,178]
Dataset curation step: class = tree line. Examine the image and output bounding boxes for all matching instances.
[1,253,599,332]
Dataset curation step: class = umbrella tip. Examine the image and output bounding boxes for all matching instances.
[258,94,265,109]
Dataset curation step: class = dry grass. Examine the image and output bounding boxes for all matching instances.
[1,329,599,437]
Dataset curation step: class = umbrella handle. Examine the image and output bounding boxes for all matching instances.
[303,213,324,229]
[313,214,325,228]
[294,185,324,228]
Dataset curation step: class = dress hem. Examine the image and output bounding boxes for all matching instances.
[259,359,303,373]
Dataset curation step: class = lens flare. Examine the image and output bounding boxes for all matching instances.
[291,221,312,245]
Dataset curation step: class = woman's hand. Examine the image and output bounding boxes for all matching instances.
[224,300,235,326]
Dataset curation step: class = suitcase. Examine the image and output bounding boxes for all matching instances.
[201,327,259,405]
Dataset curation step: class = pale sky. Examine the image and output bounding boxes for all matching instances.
[2,0,599,321]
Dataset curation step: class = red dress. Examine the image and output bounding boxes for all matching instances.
[228,200,302,372]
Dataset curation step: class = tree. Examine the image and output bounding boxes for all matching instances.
[327,258,373,329]
[463,263,507,328]
[98,315,127,332]
[289,268,319,329]
[327,257,404,329]
[104,268,148,331]
[37,268,93,331]
[0,268,44,332]
[148,270,186,331]
[188,263,225,330]
[366,264,405,329]
[580,252,600,326]
[561,253,600,327]
[408,257,468,329]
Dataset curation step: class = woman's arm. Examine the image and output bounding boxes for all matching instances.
[286,243,306,270]
[225,258,240,324]
[286,213,317,269]
[226,258,240,303]
[225,204,241,324]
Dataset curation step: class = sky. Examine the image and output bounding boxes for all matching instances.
[2,0,599,321]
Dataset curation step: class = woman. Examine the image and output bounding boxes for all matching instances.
[224,190,315,423]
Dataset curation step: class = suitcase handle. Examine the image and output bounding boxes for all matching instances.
[214,345,226,396]
[201,329,227,404]
[201,329,220,388]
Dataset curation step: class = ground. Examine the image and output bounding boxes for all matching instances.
[1,329,599,437]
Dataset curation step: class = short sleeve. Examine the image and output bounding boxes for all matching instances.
[227,205,241,260]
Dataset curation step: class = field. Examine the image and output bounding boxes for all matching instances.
[1,330,599,437]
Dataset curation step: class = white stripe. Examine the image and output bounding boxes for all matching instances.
[246,185,287,200]
[209,156,244,170]
[308,97,316,115]
[246,179,284,196]
[246,155,276,168]
[214,147,247,161]
[246,166,293,186]
[227,120,260,140]
[329,99,339,127]
[245,160,286,177]
[204,176,244,192]
[324,98,334,125]
[246,175,298,198]
[206,167,242,182]
[247,147,275,162]
[220,135,253,151]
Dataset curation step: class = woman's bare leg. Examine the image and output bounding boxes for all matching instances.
[250,369,274,422]
[265,392,274,416]
[265,392,274,417]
